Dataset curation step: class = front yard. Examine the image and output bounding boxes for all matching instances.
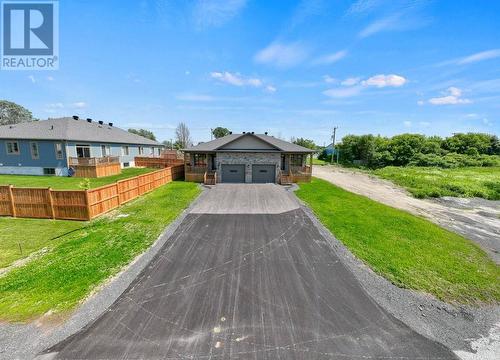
[0,167,155,190]
[0,181,201,322]
[296,178,500,304]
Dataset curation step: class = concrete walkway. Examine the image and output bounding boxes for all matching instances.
[43,184,455,359]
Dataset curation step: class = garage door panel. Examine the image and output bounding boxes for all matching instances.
[221,164,245,183]
[252,165,276,183]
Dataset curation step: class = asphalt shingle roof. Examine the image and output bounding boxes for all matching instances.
[185,133,314,153]
[0,117,160,145]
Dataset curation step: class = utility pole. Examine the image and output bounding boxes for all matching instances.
[210,128,213,140]
[330,126,338,165]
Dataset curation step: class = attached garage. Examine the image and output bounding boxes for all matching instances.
[252,164,276,183]
[221,164,245,183]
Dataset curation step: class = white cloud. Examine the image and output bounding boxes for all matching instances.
[313,50,348,65]
[419,121,430,127]
[254,42,308,68]
[47,76,54,81]
[176,93,215,102]
[428,87,472,105]
[341,77,361,86]
[362,74,407,88]
[359,14,402,38]
[346,0,383,15]
[265,85,277,93]
[28,75,36,83]
[457,49,500,65]
[72,102,87,109]
[193,0,247,28]
[403,121,412,127]
[46,103,64,109]
[323,75,337,84]
[323,86,363,98]
[417,100,424,106]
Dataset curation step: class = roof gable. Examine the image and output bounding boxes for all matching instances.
[218,134,279,151]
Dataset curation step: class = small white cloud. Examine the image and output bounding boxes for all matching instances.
[341,77,361,86]
[185,70,191,75]
[265,85,277,93]
[47,76,54,81]
[428,87,471,105]
[403,121,412,127]
[347,0,383,15]
[176,93,215,102]
[28,75,36,83]
[46,103,64,109]
[457,49,500,65]
[359,14,401,38]
[193,0,247,28]
[483,118,492,125]
[313,50,348,65]
[254,42,308,68]
[72,102,87,109]
[323,86,363,98]
[210,71,264,88]
[323,75,337,84]
[362,74,407,88]
[419,121,430,127]
[417,100,424,106]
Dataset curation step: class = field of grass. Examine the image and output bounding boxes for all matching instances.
[296,178,500,304]
[0,218,84,269]
[312,158,328,165]
[0,181,201,322]
[374,166,500,200]
[0,167,155,190]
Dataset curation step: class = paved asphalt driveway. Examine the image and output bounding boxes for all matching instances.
[45,184,456,359]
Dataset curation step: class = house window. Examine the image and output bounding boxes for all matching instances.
[150,147,154,155]
[193,153,206,166]
[30,142,39,159]
[6,141,20,155]
[281,154,286,170]
[76,144,91,158]
[101,144,111,157]
[43,168,56,175]
[290,154,304,166]
[55,143,64,159]
[138,146,143,155]
[122,146,129,156]
[157,148,161,156]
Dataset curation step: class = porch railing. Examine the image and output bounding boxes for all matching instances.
[69,156,120,166]
[185,165,208,174]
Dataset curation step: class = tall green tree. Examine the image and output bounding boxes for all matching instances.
[212,127,231,138]
[128,128,157,141]
[175,122,192,149]
[0,100,36,125]
[292,137,317,150]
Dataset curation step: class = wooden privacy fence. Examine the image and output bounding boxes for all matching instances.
[135,156,184,169]
[0,165,184,221]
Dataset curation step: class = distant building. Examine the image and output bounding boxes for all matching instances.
[0,117,163,176]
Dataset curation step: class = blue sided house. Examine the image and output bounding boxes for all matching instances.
[0,117,163,176]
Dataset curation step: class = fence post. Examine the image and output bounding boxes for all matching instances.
[116,183,121,205]
[48,188,55,219]
[84,190,92,221]
[8,185,16,218]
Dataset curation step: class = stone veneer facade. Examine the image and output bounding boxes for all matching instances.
[216,152,281,183]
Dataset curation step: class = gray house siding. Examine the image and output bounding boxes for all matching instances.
[0,139,67,175]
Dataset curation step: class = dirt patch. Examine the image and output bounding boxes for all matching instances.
[314,166,500,264]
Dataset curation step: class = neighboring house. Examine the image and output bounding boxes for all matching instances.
[323,143,338,156]
[0,117,162,176]
[184,132,314,184]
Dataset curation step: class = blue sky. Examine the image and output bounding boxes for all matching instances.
[1,0,500,144]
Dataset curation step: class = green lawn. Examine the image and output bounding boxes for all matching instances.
[296,178,500,304]
[0,167,156,190]
[312,158,328,165]
[0,218,84,269]
[0,181,201,322]
[374,166,500,200]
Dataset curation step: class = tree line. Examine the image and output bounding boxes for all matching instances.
[320,133,500,169]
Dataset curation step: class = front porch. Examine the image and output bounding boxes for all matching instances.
[69,156,122,178]
[278,153,313,185]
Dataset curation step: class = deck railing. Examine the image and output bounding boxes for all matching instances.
[69,156,120,166]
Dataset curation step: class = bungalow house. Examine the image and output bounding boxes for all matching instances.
[184,132,314,184]
[0,117,163,176]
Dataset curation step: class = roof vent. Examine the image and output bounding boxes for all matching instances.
[251,132,255,134]
[98,120,104,125]
[243,131,246,134]
[264,132,268,135]
[229,131,232,134]
[50,125,54,130]
[72,115,79,120]
[86,118,92,123]
[109,122,113,127]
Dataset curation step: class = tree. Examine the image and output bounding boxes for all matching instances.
[175,122,192,149]
[128,128,156,141]
[292,137,317,150]
[0,100,36,125]
[212,127,230,139]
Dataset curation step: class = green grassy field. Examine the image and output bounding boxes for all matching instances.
[0,167,155,190]
[374,166,500,200]
[296,178,500,304]
[0,181,201,322]
[0,218,84,269]
[312,158,328,165]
